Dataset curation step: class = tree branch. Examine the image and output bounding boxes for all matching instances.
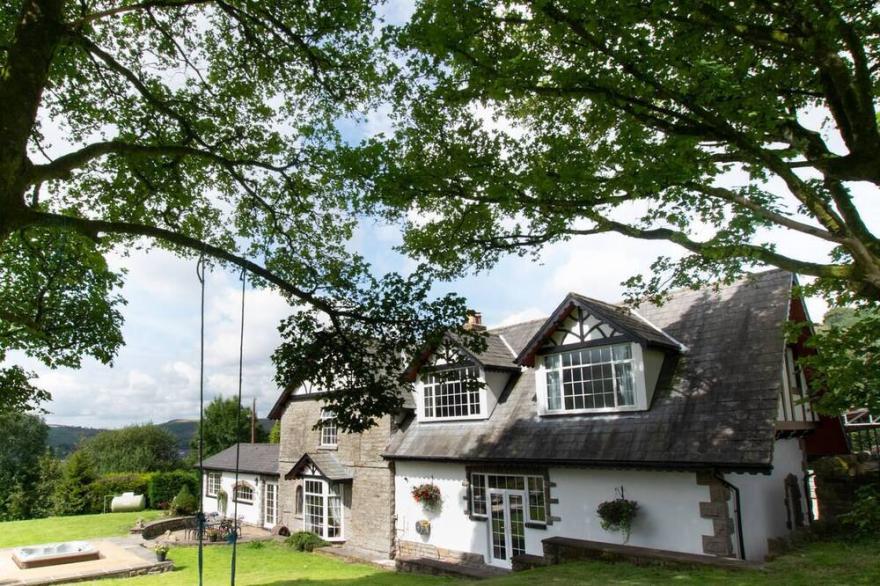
[76,0,213,25]
[29,140,298,183]
[19,209,369,322]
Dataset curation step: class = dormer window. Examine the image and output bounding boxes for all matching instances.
[544,344,636,411]
[422,366,482,420]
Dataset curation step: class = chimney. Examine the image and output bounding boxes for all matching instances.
[464,311,486,332]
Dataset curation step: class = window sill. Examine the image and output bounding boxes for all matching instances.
[317,445,338,451]
[525,521,547,530]
[420,415,488,423]
[539,406,643,416]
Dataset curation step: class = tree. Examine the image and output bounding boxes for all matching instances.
[269,420,281,444]
[191,396,268,458]
[54,449,97,516]
[347,0,880,307]
[79,423,180,475]
[0,412,48,520]
[0,0,476,431]
[31,451,64,518]
[800,306,880,414]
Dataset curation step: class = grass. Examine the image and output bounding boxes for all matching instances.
[1,513,877,585]
[0,510,163,549]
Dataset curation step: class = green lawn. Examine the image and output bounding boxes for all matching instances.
[0,510,163,549]
[1,514,877,585]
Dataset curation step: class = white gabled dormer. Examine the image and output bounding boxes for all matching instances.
[412,327,519,423]
[517,294,681,416]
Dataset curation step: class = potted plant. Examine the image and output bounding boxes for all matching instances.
[415,520,431,536]
[153,543,170,562]
[411,483,442,511]
[597,487,639,543]
[206,528,221,543]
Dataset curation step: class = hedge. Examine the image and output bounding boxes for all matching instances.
[148,470,199,509]
[87,472,153,513]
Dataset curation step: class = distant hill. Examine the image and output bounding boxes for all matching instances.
[48,418,274,458]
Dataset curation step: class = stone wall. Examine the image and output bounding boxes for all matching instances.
[696,471,735,557]
[277,395,396,556]
[813,455,879,522]
[397,540,486,566]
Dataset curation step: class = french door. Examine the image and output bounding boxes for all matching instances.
[487,489,526,568]
[264,482,278,528]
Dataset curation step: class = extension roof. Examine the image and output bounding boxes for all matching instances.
[385,270,795,472]
[285,452,354,481]
[200,443,280,476]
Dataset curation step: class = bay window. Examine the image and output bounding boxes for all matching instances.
[544,343,636,412]
[303,479,343,540]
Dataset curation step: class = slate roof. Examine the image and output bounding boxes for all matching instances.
[464,332,518,370]
[385,270,794,471]
[201,443,279,476]
[285,452,354,481]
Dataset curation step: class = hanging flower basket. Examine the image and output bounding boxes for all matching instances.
[415,520,431,536]
[597,493,639,543]
[411,483,442,510]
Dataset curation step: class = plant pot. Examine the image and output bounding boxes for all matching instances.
[156,551,167,562]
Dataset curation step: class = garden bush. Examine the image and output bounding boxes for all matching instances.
[87,473,152,513]
[171,485,198,516]
[840,484,880,539]
[285,531,327,552]
[148,471,199,510]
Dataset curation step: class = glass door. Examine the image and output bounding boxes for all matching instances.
[264,482,278,528]
[487,489,526,568]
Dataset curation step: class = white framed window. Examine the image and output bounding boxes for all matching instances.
[543,343,636,412]
[320,409,337,447]
[233,482,254,504]
[422,366,483,420]
[303,479,343,540]
[206,472,222,497]
[470,473,546,525]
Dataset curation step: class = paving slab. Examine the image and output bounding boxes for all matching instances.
[0,539,172,585]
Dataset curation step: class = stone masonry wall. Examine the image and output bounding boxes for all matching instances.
[277,396,395,556]
[696,470,735,557]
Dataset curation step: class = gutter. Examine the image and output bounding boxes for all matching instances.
[714,471,746,561]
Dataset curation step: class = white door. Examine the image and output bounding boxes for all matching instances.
[487,489,526,568]
[264,482,278,528]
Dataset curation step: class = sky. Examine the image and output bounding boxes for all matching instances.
[7,1,879,429]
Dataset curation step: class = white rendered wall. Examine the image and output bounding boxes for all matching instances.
[202,471,273,528]
[726,438,806,561]
[395,461,715,563]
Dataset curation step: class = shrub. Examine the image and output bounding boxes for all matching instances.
[286,531,327,552]
[148,471,199,509]
[171,485,198,516]
[87,473,152,513]
[54,451,97,516]
[840,484,880,539]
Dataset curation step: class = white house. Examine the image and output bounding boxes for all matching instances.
[385,270,836,567]
[220,269,846,570]
[200,443,280,530]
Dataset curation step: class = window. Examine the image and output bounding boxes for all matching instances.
[206,472,221,497]
[233,482,254,504]
[528,477,546,523]
[320,409,337,447]
[422,366,482,419]
[544,343,635,412]
[302,479,343,540]
[294,485,303,516]
[471,473,486,516]
[470,473,546,525]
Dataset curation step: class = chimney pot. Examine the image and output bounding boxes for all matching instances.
[465,311,486,331]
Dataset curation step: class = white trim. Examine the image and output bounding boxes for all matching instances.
[497,334,518,358]
[536,342,649,415]
[630,309,689,352]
